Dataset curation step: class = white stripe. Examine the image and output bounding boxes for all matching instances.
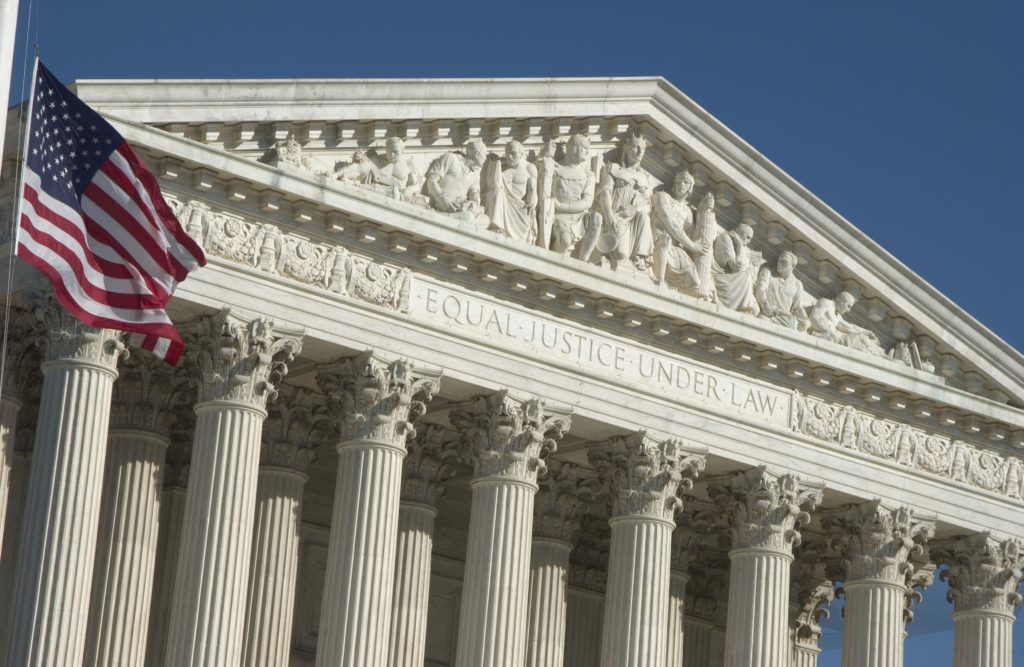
[18,234,176,326]
[21,187,162,298]
[108,149,202,270]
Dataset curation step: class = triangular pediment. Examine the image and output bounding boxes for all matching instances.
[4,77,1022,441]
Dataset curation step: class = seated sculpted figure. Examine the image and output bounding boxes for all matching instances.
[481,140,538,243]
[809,291,886,356]
[549,134,601,258]
[712,222,761,314]
[651,170,713,299]
[593,134,655,270]
[333,150,380,184]
[376,137,424,203]
[755,250,809,330]
[424,139,489,224]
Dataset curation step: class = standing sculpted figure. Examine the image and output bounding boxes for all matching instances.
[376,137,424,203]
[808,291,886,356]
[535,140,558,248]
[712,222,761,314]
[481,140,538,243]
[593,134,655,269]
[651,170,713,299]
[755,250,810,330]
[424,139,489,224]
[549,134,601,258]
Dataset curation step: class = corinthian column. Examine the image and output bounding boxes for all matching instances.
[588,432,706,667]
[84,353,182,667]
[451,391,571,667]
[939,533,1024,667]
[824,501,934,667]
[243,387,319,667]
[682,549,729,667]
[666,523,701,667]
[388,424,460,667]
[789,542,834,667]
[5,289,126,666]
[708,467,823,667]
[165,311,303,667]
[0,306,37,560]
[526,460,583,667]
[315,352,441,667]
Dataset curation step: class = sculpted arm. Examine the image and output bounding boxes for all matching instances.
[754,266,773,315]
[425,154,458,212]
[525,162,538,211]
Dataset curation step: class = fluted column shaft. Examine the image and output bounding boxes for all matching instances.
[665,571,688,667]
[84,430,168,667]
[456,476,537,667]
[601,516,673,667]
[317,438,405,667]
[723,548,792,667]
[5,353,120,665]
[526,537,573,667]
[953,609,1013,666]
[388,502,439,667]
[0,396,20,561]
[682,618,716,667]
[165,402,267,665]
[242,466,307,666]
[840,579,905,667]
[145,477,187,667]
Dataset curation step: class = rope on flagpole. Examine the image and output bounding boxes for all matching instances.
[0,0,39,398]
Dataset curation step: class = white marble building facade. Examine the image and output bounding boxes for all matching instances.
[0,77,1022,666]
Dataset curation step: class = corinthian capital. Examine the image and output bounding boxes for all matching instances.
[402,424,460,504]
[587,431,706,522]
[185,309,303,408]
[790,541,834,649]
[823,500,935,583]
[534,460,584,543]
[449,390,571,483]
[25,286,125,368]
[0,305,42,398]
[260,385,322,472]
[317,351,441,448]
[708,466,822,552]
[937,533,1024,614]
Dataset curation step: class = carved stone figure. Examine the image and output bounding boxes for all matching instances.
[548,134,600,259]
[535,140,558,248]
[755,251,809,330]
[481,140,537,243]
[332,150,380,185]
[809,291,886,357]
[262,135,313,171]
[376,137,425,203]
[651,170,712,299]
[593,134,655,270]
[424,139,488,224]
[712,222,761,314]
[887,340,936,374]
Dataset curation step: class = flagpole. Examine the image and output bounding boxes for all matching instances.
[0,0,20,180]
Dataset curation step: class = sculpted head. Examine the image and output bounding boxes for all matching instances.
[623,134,647,167]
[835,291,856,314]
[384,137,405,163]
[736,223,754,245]
[566,134,590,165]
[673,170,695,199]
[464,139,487,169]
[505,140,525,167]
[777,250,797,278]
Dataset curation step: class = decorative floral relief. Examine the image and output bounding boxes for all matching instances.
[793,391,1023,502]
[166,195,410,313]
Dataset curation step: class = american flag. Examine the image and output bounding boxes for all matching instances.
[15,60,205,364]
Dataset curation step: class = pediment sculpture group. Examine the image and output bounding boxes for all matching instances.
[264,134,919,367]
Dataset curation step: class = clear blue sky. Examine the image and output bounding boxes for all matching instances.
[8,0,1023,661]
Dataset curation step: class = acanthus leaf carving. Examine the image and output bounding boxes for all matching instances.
[316,351,441,449]
[0,305,43,399]
[184,309,303,408]
[534,459,584,543]
[707,466,822,552]
[401,423,461,505]
[25,285,126,368]
[935,533,1024,615]
[790,540,834,649]
[449,390,570,484]
[823,500,935,584]
[586,431,705,522]
[260,385,323,472]
[109,350,191,436]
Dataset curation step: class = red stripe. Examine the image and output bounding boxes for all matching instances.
[117,144,206,267]
[16,244,183,346]
[86,176,187,282]
[19,217,169,310]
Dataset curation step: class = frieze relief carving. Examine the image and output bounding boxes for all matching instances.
[165,195,413,314]
[791,391,1024,502]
